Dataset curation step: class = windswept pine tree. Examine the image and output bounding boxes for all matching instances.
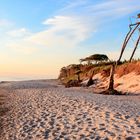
[80,54,109,64]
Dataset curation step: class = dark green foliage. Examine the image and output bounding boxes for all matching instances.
[88,54,109,61]
[80,54,109,64]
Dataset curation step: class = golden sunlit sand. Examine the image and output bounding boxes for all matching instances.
[0,80,140,140]
[0,1,140,140]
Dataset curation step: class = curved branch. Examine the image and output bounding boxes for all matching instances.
[118,23,140,62]
[129,34,140,62]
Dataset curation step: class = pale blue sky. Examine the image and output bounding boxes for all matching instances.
[0,0,140,80]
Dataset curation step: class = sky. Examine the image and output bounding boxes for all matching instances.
[0,0,140,80]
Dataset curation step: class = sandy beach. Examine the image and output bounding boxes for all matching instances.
[0,80,140,140]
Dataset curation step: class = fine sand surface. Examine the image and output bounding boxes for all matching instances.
[90,73,140,95]
[0,80,140,140]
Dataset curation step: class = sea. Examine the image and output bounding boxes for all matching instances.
[0,75,56,82]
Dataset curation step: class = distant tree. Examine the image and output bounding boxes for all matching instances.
[80,54,109,64]
[80,57,92,65]
[88,54,109,63]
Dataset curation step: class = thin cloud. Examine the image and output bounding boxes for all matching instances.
[0,19,12,27]
[6,28,32,38]
[59,0,140,23]
[28,15,93,47]
[5,15,94,53]
[6,41,38,55]
[2,0,140,55]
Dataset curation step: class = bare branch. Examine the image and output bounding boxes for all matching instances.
[118,23,139,62]
[129,33,140,62]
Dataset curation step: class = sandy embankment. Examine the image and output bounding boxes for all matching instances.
[84,72,140,95]
[0,80,140,140]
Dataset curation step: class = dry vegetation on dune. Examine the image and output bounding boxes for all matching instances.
[59,60,140,91]
[93,60,140,78]
[59,60,140,86]
[116,60,140,77]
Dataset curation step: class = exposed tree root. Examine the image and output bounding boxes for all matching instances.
[99,89,124,95]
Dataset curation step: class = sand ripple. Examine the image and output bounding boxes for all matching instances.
[0,80,140,140]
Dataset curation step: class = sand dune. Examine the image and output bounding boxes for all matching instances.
[0,80,140,140]
[86,72,140,95]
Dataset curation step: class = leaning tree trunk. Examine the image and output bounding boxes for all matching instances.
[100,63,121,95]
[108,63,115,90]
[77,74,80,82]
[129,34,140,62]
